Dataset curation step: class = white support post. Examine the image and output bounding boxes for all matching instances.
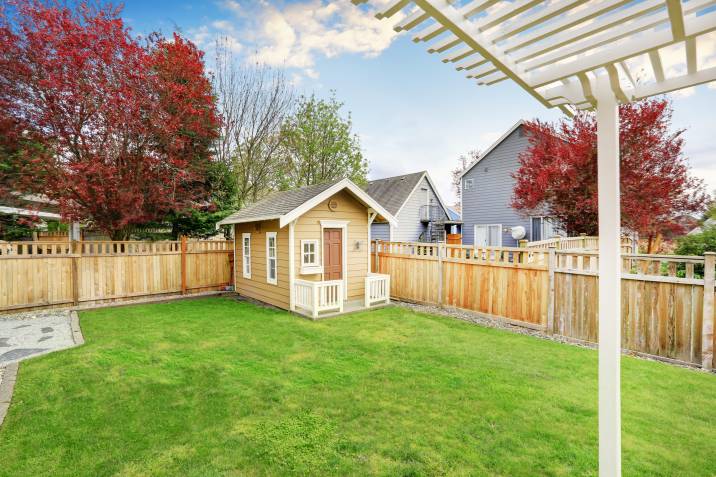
[596,88,621,477]
[289,220,296,311]
[368,210,377,272]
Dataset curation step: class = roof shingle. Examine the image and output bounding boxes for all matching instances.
[219,179,343,224]
[364,171,425,216]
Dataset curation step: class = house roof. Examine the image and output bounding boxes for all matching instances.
[365,171,425,216]
[365,171,450,218]
[217,178,397,228]
[446,206,461,221]
[459,120,525,179]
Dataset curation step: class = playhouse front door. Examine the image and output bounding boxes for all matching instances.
[323,228,342,281]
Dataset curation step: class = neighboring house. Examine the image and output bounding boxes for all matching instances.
[460,121,558,247]
[689,217,716,235]
[365,171,458,242]
[217,178,396,318]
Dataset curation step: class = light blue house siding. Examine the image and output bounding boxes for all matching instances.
[369,174,447,242]
[371,222,391,241]
[461,124,531,247]
[394,176,442,242]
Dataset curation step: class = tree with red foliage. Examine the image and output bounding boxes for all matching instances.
[0,1,219,239]
[511,98,708,247]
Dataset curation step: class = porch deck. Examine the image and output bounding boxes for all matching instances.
[293,298,390,319]
[293,273,390,320]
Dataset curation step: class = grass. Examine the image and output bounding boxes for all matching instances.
[0,297,714,476]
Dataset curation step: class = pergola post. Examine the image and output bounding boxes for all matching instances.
[596,89,621,477]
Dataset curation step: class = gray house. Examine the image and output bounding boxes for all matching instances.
[460,121,557,247]
[366,171,456,242]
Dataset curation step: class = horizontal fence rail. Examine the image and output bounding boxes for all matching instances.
[372,240,716,369]
[527,235,635,253]
[0,239,234,312]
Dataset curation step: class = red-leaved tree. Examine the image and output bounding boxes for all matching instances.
[511,98,708,246]
[0,1,219,239]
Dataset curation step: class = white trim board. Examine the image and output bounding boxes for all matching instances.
[281,179,396,228]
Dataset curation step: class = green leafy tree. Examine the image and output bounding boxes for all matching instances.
[279,92,368,188]
[166,158,238,239]
[675,226,716,256]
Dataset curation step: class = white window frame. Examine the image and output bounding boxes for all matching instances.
[464,178,474,191]
[266,232,277,285]
[301,240,319,266]
[242,233,251,279]
[300,239,322,275]
[474,224,502,247]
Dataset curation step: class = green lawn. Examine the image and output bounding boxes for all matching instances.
[1,297,714,476]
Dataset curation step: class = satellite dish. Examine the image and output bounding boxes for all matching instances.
[511,226,526,240]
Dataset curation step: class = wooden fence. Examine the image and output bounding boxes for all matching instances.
[0,238,234,312]
[372,240,716,369]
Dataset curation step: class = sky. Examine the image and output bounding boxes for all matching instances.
[120,0,716,205]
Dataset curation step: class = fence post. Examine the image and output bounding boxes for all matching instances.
[374,239,380,274]
[547,245,556,334]
[580,233,586,249]
[180,236,187,295]
[702,252,715,370]
[438,242,444,306]
[518,239,528,248]
[71,239,81,306]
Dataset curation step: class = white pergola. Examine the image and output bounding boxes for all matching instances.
[351,1,716,475]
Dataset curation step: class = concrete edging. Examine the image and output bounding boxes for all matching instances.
[69,311,84,346]
[0,362,19,427]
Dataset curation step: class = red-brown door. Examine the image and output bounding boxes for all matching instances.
[323,228,342,280]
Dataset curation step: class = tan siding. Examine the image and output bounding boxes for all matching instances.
[294,190,369,300]
[234,220,290,309]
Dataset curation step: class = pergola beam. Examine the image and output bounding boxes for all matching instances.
[514,0,669,65]
[414,0,554,110]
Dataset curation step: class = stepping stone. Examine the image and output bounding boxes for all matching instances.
[0,348,47,362]
[41,327,54,333]
[13,324,30,330]
[38,336,53,343]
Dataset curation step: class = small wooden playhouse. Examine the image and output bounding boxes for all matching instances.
[218,179,396,318]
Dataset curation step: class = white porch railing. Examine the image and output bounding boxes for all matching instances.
[365,273,390,308]
[294,279,343,319]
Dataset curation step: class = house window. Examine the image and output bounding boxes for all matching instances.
[474,224,502,247]
[464,178,474,190]
[266,232,277,285]
[530,217,557,241]
[242,233,251,279]
[301,240,318,266]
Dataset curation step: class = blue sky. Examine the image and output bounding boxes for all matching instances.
[120,0,716,205]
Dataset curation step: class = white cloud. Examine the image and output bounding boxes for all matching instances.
[248,1,402,72]
[191,0,403,81]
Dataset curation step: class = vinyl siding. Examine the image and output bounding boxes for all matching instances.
[233,220,290,309]
[393,176,442,242]
[293,190,369,300]
[461,126,531,247]
[370,222,390,241]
